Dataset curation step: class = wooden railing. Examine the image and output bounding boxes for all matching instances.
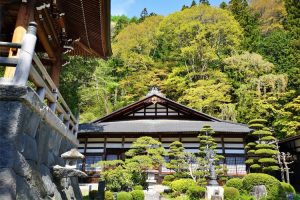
[0,22,79,140]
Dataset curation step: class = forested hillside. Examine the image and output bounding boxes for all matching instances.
[60,0,299,138]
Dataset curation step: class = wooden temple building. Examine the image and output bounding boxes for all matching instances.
[1,0,111,85]
[78,89,251,176]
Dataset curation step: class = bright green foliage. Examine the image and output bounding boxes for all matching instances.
[133,185,143,190]
[166,141,185,173]
[198,125,217,157]
[170,179,197,193]
[274,95,300,137]
[162,175,175,186]
[280,182,296,195]
[242,173,285,199]
[93,160,124,171]
[117,192,132,200]
[226,178,243,191]
[130,190,145,200]
[125,136,166,168]
[102,166,133,192]
[186,185,206,200]
[224,187,240,200]
[105,191,114,200]
[246,119,279,173]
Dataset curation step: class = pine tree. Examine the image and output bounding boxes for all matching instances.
[246,119,279,173]
[166,141,185,173]
[191,0,197,7]
[228,0,260,51]
[181,5,189,10]
[199,0,210,5]
[140,8,149,22]
[219,1,227,9]
[198,125,226,184]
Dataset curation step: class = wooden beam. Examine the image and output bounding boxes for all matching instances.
[4,1,35,78]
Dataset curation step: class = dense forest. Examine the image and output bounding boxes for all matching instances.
[60,0,299,139]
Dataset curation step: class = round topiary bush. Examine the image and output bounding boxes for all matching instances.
[242,173,285,199]
[170,179,197,193]
[224,187,240,200]
[133,185,143,190]
[186,185,205,200]
[105,191,114,200]
[130,190,145,200]
[280,182,296,195]
[117,192,132,200]
[226,178,243,191]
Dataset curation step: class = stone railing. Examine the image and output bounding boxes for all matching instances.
[0,22,78,143]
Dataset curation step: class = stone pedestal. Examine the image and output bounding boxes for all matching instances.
[146,170,157,190]
[205,186,224,200]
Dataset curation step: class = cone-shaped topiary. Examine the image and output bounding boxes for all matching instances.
[166,141,185,173]
[246,119,279,173]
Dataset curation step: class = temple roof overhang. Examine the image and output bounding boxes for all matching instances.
[79,119,251,134]
[79,90,251,135]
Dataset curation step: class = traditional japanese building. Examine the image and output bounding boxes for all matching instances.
[78,89,251,176]
[279,136,300,191]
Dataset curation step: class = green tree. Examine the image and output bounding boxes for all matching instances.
[166,141,185,173]
[191,0,197,7]
[140,8,149,22]
[228,0,261,50]
[125,136,166,168]
[199,0,210,5]
[220,1,227,9]
[246,119,279,173]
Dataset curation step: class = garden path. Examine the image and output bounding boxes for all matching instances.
[144,184,168,200]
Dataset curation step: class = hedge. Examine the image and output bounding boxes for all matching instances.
[133,185,143,190]
[280,182,296,195]
[105,191,114,200]
[242,173,285,199]
[224,187,240,200]
[117,192,132,200]
[170,179,197,193]
[186,185,205,200]
[130,190,144,200]
[226,178,243,191]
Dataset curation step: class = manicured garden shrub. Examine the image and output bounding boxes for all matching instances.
[224,187,240,200]
[164,175,175,182]
[186,185,205,200]
[89,190,98,200]
[170,179,196,193]
[162,180,171,186]
[133,185,143,190]
[280,182,296,195]
[130,190,145,200]
[242,173,285,199]
[117,192,132,200]
[105,191,114,200]
[226,178,243,191]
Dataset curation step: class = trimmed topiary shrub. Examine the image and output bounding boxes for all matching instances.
[186,185,205,200]
[242,173,285,199]
[224,187,240,200]
[117,192,132,200]
[130,190,144,200]
[170,179,197,193]
[280,182,296,195]
[133,185,143,190]
[226,178,243,191]
[164,175,175,182]
[105,191,114,200]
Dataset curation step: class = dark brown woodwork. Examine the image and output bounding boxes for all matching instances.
[50,59,62,86]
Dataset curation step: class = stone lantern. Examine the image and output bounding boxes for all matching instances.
[61,148,84,169]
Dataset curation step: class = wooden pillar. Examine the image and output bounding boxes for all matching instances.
[82,137,88,171]
[50,58,62,86]
[103,136,107,161]
[4,1,35,78]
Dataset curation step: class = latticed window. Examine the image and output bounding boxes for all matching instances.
[226,157,246,175]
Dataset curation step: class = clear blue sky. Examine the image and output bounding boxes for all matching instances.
[111,0,229,18]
